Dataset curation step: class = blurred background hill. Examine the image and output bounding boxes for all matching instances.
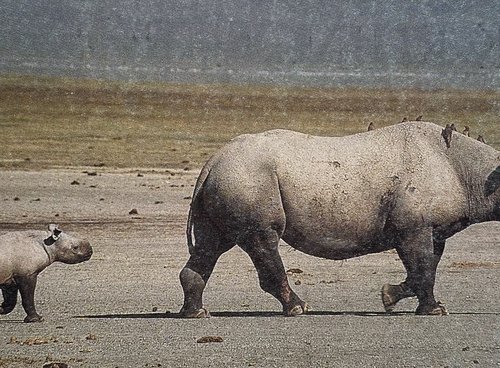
[1,1,498,89]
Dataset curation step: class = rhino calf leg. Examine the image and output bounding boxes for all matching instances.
[396,230,447,316]
[240,228,308,316]
[0,285,19,314]
[17,275,43,323]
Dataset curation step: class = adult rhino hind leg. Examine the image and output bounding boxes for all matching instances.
[390,228,448,315]
[0,285,19,315]
[179,219,235,318]
[239,227,308,316]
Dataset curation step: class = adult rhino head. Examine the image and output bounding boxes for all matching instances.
[0,224,92,322]
[179,122,499,318]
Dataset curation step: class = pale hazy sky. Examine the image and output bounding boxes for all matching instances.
[0,0,498,89]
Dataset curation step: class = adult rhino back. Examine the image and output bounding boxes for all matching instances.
[180,122,500,318]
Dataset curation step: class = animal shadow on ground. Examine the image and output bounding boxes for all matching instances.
[73,310,404,319]
[71,310,500,320]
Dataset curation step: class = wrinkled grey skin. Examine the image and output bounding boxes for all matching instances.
[0,224,92,322]
[180,122,500,318]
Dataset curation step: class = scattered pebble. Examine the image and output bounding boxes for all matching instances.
[196,336,224,343]
[13,197,20,201]
[129,208,139,215]
[287,268,303,274]
[152,306,158,312]
[43,363,68,368]
[294,280,302,285]
[70,180,80,185]
[85,334,97,341]
[9,336,58,346]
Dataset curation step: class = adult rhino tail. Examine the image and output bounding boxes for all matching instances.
[186,158,216,254]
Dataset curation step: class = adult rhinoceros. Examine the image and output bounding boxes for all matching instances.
[179,122,500,317]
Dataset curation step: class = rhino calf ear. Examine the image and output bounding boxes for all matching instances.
[485,166,500,197]
[47,224,62,238]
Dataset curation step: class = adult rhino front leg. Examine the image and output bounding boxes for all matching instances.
[179,219,235,318]
[0,285,19,315]
[239,227,308,316]
[392,228,447,315]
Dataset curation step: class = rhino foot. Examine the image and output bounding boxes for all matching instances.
[24,314,43,323]
[381,284,401,312]
[285,303,309,317]
[416,302,448,316]
[381,283,415,312]
[180,307,210,318]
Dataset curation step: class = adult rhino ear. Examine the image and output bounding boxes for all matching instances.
[484,166,500,197]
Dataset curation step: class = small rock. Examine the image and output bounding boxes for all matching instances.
[129,208,138,215]
[87,172,97,176]
[43,363,69,368]
[154,201,164,204]
[294,280,302,285]
[137,173,144,177]
[13,197,20,201]
[85,333,97,341]
[152,306,158,312]
[287,268,304,274]
[197,336,224,343]
[70,180,80,185]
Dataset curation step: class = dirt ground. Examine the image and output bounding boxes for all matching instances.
[0,167,499,368]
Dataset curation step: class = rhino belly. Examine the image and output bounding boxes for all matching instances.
[282,226,391,260]
[279,191,394,260]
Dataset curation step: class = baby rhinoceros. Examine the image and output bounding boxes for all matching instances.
[0,224,92,322]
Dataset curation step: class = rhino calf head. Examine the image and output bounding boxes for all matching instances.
[44,224,93,264]
[0,224,92,322]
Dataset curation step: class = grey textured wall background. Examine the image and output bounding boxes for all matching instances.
[0,0,498,89]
